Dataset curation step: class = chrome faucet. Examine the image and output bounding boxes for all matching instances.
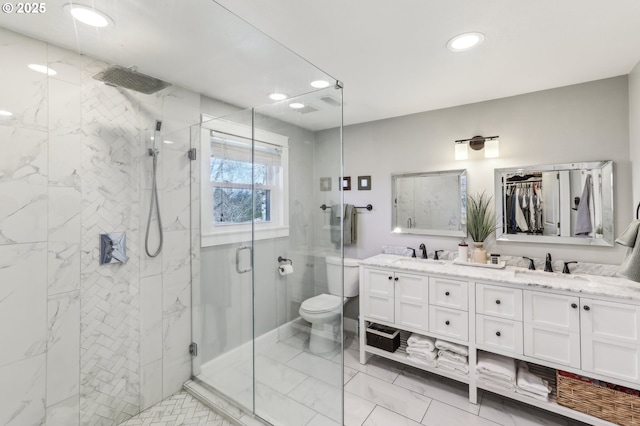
[419,243,427,259]
[544,253,553,272]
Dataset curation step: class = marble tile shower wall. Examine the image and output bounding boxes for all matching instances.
[0,28,198,425]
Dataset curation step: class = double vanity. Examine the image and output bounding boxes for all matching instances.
[358,254,640,426]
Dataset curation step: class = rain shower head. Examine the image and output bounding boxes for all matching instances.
[93,66,171,94]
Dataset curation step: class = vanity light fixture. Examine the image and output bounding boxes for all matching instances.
[289,102,305,109]
[64,3,112,28]
[268,92,287,101]
[311,80,330,89]
[454,135,500,160]
[28,64,57,76]
[447,32,485,52]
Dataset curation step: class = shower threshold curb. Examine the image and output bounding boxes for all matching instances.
[183,379,268,426]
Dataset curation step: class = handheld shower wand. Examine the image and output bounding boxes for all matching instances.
[145,120,164,257]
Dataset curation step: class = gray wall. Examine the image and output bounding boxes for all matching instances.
[341,76,631,267]
[630,62,640,216]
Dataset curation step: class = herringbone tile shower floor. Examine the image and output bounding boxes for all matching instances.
[119,391,233,426]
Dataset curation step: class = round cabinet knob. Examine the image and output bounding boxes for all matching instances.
[445,320,450,325]
[388,276,393,280]
[495,299,501,305]
[496,331,501,337]
[445,291,450,296]
[571,303,578,309]
[394,277,399,281]
[583,305,591,311]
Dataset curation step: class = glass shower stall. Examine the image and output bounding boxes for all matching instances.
[189,86,346,425]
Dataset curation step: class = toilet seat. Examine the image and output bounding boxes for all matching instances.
[300,294,343,314]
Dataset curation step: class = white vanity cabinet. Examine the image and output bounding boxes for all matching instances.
[523,291,581,368]
[362,267,429,332]
[580,298,640,382]
[429,277,469,341]
[476,284,523,354]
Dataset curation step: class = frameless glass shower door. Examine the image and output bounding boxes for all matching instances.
[191,84,344,425]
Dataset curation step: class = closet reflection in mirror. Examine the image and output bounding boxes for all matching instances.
[495,161,613,246]
[392,169,467,237]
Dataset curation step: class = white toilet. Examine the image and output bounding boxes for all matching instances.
[299,256,360,354]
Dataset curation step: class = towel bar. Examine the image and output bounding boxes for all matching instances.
[320,203,373,211]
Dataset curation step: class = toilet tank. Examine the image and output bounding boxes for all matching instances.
[325,256,360,297]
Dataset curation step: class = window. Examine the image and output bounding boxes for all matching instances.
[201,118,289,246]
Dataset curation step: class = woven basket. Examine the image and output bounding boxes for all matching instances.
[556,371,640,425]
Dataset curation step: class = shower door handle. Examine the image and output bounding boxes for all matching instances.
[236,245,253,274]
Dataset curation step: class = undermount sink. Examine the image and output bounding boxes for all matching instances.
[393,257,445,267]
[512,268,591,283]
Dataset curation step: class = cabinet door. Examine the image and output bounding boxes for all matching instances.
[477,284,523,321]
[523,291,580,368]
[476,314,523,354]
[581,298,640,382]
[362,268,395,323]
[429,277,468,311]
[395,272,429,331]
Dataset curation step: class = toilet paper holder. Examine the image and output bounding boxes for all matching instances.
[277,256,292,266]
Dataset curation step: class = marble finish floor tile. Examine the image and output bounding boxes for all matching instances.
[422,400,500,426]
[344,372,432,422]
[341,348,404,383]
[287,351,357,386]
[118,391,233,426]
[363,405,424,426]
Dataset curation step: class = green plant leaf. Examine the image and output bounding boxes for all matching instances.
[467,191,497,242]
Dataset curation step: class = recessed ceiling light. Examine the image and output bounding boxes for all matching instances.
[268,92,287,101]
[310,80,330,89]
[28,64,57,76]
[0,110,13,117]
[289,103,305,109]
[446,32,485,52]
[64,3,112,27]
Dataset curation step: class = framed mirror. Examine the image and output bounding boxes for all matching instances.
[494,161,614,246]
[392,169,467,237]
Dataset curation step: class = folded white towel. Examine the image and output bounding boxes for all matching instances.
[437,357,469,374]
[407,354,436,368]
[477,352,516,382]
[435,340,468,356]
[437,350,468,365]
[407,334,435,351]
[477,373,516,390]
[437,362,469,376]
[517,365,550,396]
[515,387,550,402]
[406,346,437,361]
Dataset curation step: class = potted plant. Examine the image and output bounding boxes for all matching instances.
[467,191,498,263]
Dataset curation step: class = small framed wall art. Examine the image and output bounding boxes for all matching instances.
[340,176,351,191]
[358,175,372,190]
[320,177,332,191]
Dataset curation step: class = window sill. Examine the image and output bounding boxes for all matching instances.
[201,226,290,247]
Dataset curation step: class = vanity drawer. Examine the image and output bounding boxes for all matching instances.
[429,306,468,341]
[476,314,523,355]
[429,277,468,311]
[477,284,523,321]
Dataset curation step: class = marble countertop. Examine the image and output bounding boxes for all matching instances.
[360,254,640,302]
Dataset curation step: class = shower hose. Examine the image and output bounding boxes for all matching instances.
[145,149,163,257]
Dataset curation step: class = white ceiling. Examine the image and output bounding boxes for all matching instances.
[2,1,640,131]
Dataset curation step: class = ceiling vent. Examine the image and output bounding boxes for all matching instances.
[295,105,319,114]
[320,96,341,107]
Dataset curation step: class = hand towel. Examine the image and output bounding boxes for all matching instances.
[437,350,468,365]
[343,204,357,246]
[616,220,640,283]
[437,357,469,374]
[406,346,437,361]
[406,354,436,368]
[515,387,550,402]
[437,363,470,377]
[575,174,593,236]
[517,363,551,396]
[407,334,435,351]
[435,340,469,357]
[330,205,341,243]
[476,351,516,383]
